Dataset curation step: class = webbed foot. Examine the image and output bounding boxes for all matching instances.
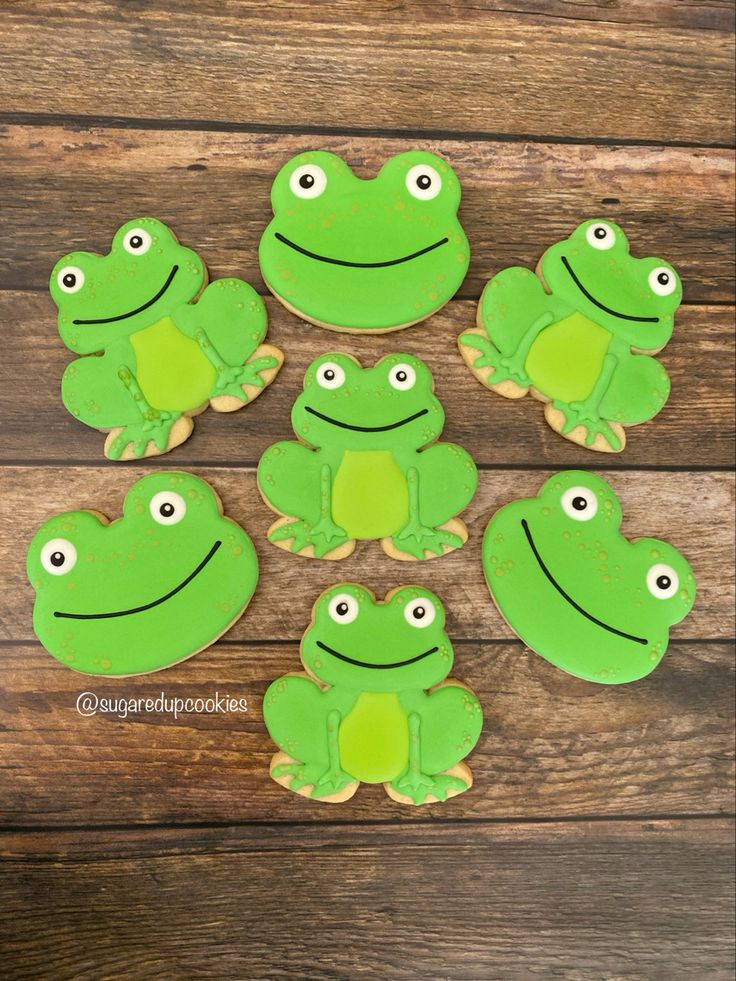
[271,756,359,802]
[209,344,284,412]
[459,329,531,395]
[388,768,470,806]
[388,519,465,560]
[268,517,354,560]
[104,413,192,460]
[546,399,625,453]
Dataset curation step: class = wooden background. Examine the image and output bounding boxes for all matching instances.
[1,2,734,978]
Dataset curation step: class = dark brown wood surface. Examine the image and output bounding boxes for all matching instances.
[0,2,734,978]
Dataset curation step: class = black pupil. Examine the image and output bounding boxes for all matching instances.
[324,369,335,381]
[130,235,143,249]
[299,173,315,189]
[337,602,349,616]
[396,371,407,382]
[594,227,607,239]
[417,174,431,190]
[62,274,76,287]
[412,606,425,619]
[656,575,671,590]
[50,551,65,567]
[572,496,588,510]
[160,502,175,517]
[657,272,669,285]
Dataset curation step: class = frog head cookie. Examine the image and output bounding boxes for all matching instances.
[27,472,258,675]
[263,584,484,805]
[459,219,682,452]
[483,471,696,683]
[259,151,469,332]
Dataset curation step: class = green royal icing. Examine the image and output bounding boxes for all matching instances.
[27,472,259,676]
[263,584,484,805]
[258,150,470,332]
[257,353,478,561]
[483,470,697,684]
[458,219,682,453]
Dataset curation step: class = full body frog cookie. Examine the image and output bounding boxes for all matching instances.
[264,584,483,805]
[259,150,469,332]
[483,471,696,683]
[257,353,477,560]
[27,472,258,675]
[51,218,283,460]
[459,220,681,452]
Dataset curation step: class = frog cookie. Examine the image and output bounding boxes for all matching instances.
[27,472,258,675]
[483,471,696,684]
[259,150,469,332]
[51,218,283,460]
[459,220,681,452]
[264,584,484,805]
[257,353,477,560]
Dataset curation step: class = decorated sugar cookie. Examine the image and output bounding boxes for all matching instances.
[264,584,483,805]
[257,353,477,560]
[483,471,696,684]
[51,218,283,460]
[459,220,681,452]
[27,472,258,675]
[259,150,469,332]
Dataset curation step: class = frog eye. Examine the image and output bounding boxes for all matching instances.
[315,361,346,390]
[328,593,359,624]
[289,164,327,200]
[404,597,436,628]
[405,164,442,201]
[648,266,678,297]
[388,363,416,391]
[585,222,616,250]
[561,486,598,521]
[646,563,679,599]
[123,227,153,255]
[149,491,186,526]
[40,538,77,576]
[57,266,85,294]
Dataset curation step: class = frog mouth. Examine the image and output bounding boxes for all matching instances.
[53,540,221,620]
[305,406,428,432]
[521,519,647,645]
[274,232,448,268]
[72,265,179,325]
[561,257,659,324]
[316,640,438,669]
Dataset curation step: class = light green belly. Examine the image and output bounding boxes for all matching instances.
[131,316,216,411]
[338,692,409,783]
[525,312,611,402]
[331,450,409,539]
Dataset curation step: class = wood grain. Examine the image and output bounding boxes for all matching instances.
[1,126,734,300]
[1,3,733,145]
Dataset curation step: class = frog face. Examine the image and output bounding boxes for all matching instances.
[27,472,258,676]
[540,220,682,350]
[483,471,696,684]
[291,353,444,452]
[302,584,452,693]
[50,218,206,354]
[259,150,469,331]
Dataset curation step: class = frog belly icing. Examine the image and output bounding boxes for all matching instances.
[331,450,409,539]
[131,316,216,411]
[525,313,611,402]
[338,692,409,783]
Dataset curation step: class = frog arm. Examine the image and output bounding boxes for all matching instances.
[103,365,185,459]
[462,310,555,383]
[599,351,671,425]
[552,351,625,451]
[390,462,467,559]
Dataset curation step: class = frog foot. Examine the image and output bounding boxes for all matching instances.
[546,399,625,453]
[388,768,470,806]
[267,517,355,560]
[104,413,192,461]
[458,329,530,397]
[271,756,359,802]
[210,345,283,412]
[388,519,466,561]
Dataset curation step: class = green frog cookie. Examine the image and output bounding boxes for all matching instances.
[257,353,478,560]
[264,584,483,805]
[259,150,469,332]
[459,220,682,452]
[483,471,696,683]
[27,472,258,675]
[51,218,283,460]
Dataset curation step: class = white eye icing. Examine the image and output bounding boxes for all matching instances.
[388,363,416,391]
[648,266,677,297]
[561,486,599,521]
[585,222,616,250]
[123,227,153,255]
[289,164,327,200]
[328,593,359,624]
[405,164,442,201]
[646,563,679,599]
[403,597,436,628]
[40,538,78,576]
[57,266,85,294]
[149,491,187,526]
[315,362,346,390]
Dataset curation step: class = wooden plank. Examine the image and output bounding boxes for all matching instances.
[0,820,733,979]
[0,294,733,469]
[0,126,733,300]
[0,639,732,825]
[1,4,733,145]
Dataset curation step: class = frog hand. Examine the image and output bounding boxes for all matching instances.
[391,520,464,560]
[553,398,623,452]
[268,517,350,559]
[459,330,531,387]
[391,768,468,805]
[106,411,183,460]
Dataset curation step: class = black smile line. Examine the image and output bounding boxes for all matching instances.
[274,232,448,268]
[316,640,439,669]
[561,256,659,324]
[54,540,222,620]
[521,519,647,645]
[305,406,428,432]
[72,265,179,325]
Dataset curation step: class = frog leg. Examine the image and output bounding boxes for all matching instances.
[460,311,554,392]
[599,352,671,426]
[544,352,626,453]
